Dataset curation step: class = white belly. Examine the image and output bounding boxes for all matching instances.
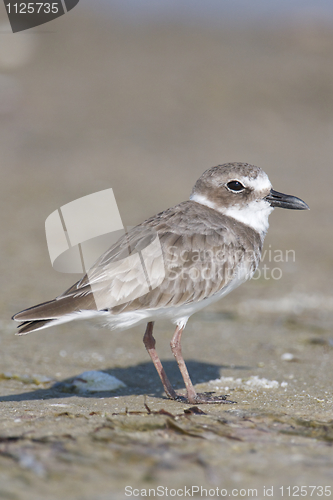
[103,259,252,331]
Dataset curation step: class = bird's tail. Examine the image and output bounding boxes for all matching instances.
[13,318,56,335]
[12,283,98,335]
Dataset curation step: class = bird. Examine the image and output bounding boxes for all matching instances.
[12,163,309,404]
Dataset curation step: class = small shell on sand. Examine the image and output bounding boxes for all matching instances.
[72,371,126,392]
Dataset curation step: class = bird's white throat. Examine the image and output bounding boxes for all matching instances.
[190,193,274,237]
[223,199,273,236]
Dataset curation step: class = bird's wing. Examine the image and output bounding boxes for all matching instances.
[13,201,261,324]
[61,201,259,314]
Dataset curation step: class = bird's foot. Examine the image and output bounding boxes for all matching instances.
[169,391,236,404]
[169,392,189,403]
[190,392,237,404]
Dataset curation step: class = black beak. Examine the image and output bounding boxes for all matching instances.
[264,189,309,210]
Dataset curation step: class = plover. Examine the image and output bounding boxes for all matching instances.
[13,163,309,404]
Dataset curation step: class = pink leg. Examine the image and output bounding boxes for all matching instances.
[143,322,178,400]
[170,324,236,405]
[170,325,198,403]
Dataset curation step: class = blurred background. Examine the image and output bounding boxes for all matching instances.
[1,0,333,497]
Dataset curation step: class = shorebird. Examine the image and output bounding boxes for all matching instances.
[13,163,309,404]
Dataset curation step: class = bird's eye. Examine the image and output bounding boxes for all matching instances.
[226,180,245,192]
